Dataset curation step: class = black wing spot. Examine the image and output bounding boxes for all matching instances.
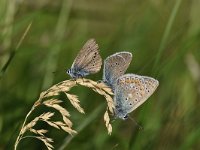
[129,103,132,106]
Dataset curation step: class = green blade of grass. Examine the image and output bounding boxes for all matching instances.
[0,22,32,80]
[153,0,183,74]
[42,0,73,90]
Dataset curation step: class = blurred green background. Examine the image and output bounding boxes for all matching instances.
[0,0,200,149]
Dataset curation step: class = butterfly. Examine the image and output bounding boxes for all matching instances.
[67,39,102,79]
[114,74,159,120]
[102,52,132,90]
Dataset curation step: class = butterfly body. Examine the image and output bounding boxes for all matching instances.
[114,74,159,120]
[67,66,90,79]
[67,39,102,79]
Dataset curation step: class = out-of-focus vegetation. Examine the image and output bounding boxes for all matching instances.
[0,0,200,149]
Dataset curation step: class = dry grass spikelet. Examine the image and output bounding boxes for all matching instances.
[14,78,114,150]
[36,136,54,150]
[76,78,114,113]
[104,110,113,135]
[65,93,85,114]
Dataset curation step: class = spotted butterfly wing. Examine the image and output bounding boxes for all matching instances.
[114,74,159,120]
[103,52,132,88]
[67,39,102,78]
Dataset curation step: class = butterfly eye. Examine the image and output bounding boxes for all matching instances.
[67,69,70,74]
[123,115,128,120]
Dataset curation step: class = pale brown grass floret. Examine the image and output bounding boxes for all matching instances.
[14,78,114,150]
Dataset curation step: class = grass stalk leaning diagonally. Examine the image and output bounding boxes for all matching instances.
[153,0,183,75]
[42,0,73,90]
[0,22,32,80]
[14,78,114,150]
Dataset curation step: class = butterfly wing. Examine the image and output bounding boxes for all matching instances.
[114,74,159,116]
[103,52,132,87]
[117,52,132,63]
[71,39,102,74]
[83,50,102,74]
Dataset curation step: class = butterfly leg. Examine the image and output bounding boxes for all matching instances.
[97,80,103,83]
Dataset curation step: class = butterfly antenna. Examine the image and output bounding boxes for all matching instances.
[52,70,64,74]
[128,115,143,130]
[111,144,119,150]
[52,68,68,74]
